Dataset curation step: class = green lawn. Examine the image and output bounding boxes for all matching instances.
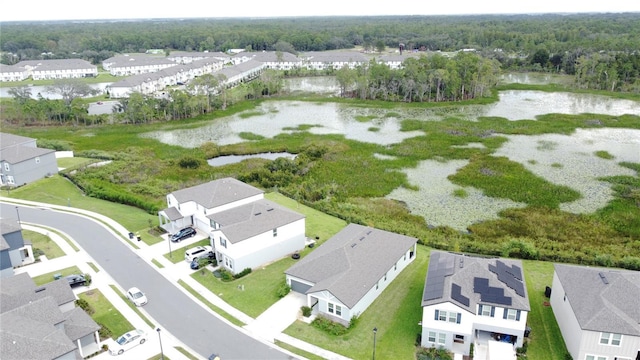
[523,260,568,359]
[32,266,83,285]
[56,156,99,170]
[5,174,157,233]
[78,288,134,340]
[24,229,65,259]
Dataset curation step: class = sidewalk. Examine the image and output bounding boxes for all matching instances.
[3,197,351,360]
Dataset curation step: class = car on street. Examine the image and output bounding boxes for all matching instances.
[108,329,147,356]
[126,287,148,306]
[208,354,221,360]
[170,227,197,242]
[185,245,214,262]
[65,274,87,287]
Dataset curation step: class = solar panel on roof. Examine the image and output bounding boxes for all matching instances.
[424,253,457,301]
[451,283,470,307]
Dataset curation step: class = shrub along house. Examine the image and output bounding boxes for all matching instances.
[285,223,418,325]
[550,264,640,360]
[420,251,530,359]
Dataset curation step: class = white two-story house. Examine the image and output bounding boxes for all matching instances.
[209,199,305,274]
[421,251,530,359]
[158,177,306,274]
[550,264,640,360]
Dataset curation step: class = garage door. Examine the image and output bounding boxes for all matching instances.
[290,279,312,294]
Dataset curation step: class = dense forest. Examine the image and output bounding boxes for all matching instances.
[2,13,640,73]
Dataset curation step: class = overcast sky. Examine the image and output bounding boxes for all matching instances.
[1,0,639,22]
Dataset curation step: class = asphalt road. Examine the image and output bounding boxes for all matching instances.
[2,203,294,360]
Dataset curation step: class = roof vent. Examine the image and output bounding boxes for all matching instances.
[254,212,261,216]
[351,243,357,248]
[267,208,274,212]
[359,236,365,241]
[459,258,464,268]
[599,272,609,284]
[35,287,46,293]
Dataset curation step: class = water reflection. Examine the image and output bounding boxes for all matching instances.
[208,152,296,166]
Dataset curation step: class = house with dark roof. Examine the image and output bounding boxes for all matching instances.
[0,218,35,277]
[0,132,58,187]
[0,273,101,359]
[550,264,640,360]
[159,177,306,274]
[285,223,418,324]
[420,251,530,359]
[209,199,305,274]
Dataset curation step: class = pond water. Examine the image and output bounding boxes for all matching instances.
[140,77,640,230]
[0,83,112,99]
[207,152,296,166]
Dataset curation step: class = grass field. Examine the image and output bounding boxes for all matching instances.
[24,229,65,259]
[78,288,134,340]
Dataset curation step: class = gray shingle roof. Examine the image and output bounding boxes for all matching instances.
[62,307,101,341]
[160,206,183,221]
[0,133,34,149]
[0,311,77,360]
[421,251,530,313]
[0,145,54,164]
[285,223,417,308]
[208,199,304,243]
[555,263,640,335]
[1,217,22,235]
[18,59,96,71]
[171,177,263,209]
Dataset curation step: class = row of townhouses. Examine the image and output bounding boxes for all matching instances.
[1,50,420,98]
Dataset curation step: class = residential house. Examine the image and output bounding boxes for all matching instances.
[0,218,35,278]
[158,177,306,273]
[239,51,303,71]
[209,199,305,274]
[550,264,640,360]
[300,51,368,71]
[285,223,418,325]
[168,51,231,64]
[0,272,101,359]
[102,54,177,76]
[217,59,265,87]
[420,251,530,359]
[19,59,97,80]
[0,64,29,82]
[0,132,58,187]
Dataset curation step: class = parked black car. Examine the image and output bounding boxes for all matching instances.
[66,274,86,287]
[170,227,197,242]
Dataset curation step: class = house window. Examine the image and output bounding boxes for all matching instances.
[328,302,342,316]
[273,228,277,237]
[4,163,9,171]
[504,308,521,321]
[220,238,227,248]
[479,305,494,317]
[35,157,40,164]
[7,176,14,185]
[438,333,446,345]
[600,332,622,346]
[434,310,461,324]
[585,356,607,360]
[209,219,218,229]
[428,331,436,343]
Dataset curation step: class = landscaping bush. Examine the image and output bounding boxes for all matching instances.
[276,280,291,298]
[178,156,203,169]
[311,315,349,336]
[97,322,112,341]
[75,298,94,315]
[233,267,252,279]
[83,273,92,286]
[416,346,453,360]
[301,306,312,317]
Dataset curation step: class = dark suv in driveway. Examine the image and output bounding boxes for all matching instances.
[170,227,197,242]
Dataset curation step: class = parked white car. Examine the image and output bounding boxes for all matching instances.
[108,329,147,356]
[126,287,148,306]
[185,245,214,262]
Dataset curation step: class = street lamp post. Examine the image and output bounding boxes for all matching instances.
[15,206,21,225]
[156,327,164,360]
[372,327,377,360]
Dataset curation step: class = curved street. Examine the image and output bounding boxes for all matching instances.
[1,202,295,360]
